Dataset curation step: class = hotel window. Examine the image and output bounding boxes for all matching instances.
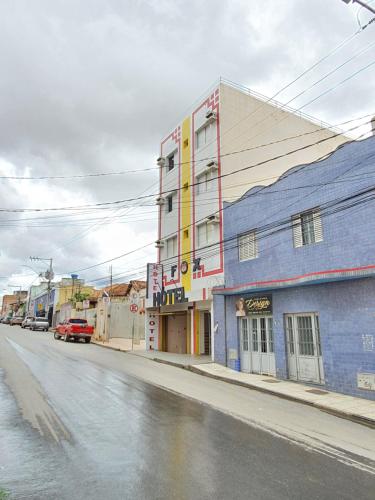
[197,222,214,248]
[166,194,174,213]
[292,208,323,248]
[196,122,214,150]
[238,231,258,261]
[166,236,177,258]
[196,170,216,195]
[167,151,176,172]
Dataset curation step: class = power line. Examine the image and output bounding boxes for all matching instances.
[68,138,375,275]
[81,181,375,287]
[0,119,367,214]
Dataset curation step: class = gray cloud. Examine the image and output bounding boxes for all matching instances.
[0,0,373,290]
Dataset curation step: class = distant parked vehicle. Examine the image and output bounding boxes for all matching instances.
[10,316,24,326]
[2,316,11,324]
[29,317,50,332]
[54,318,94,343]
[21,316,35,329]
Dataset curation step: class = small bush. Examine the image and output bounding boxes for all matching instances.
[0,488,9,500]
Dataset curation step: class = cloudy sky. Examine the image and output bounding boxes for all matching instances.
[0,0,374,295]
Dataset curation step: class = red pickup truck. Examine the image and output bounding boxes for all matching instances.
[54,318,94,343]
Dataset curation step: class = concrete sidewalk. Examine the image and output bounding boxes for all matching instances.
[91,339,375,427]
[190,363,375,427]
[92,339,212,366]
[92,338,146,352]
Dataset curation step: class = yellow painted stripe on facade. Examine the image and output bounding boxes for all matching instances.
[181,117,192,292]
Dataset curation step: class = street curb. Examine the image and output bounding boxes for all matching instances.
[189,366,375,429]
[152,358,191,369]
[91,341,130,353]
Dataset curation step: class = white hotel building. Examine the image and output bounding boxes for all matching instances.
[145,79,346,357]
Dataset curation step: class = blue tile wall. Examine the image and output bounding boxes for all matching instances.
[214,137,375,400]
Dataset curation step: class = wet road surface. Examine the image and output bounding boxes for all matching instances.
[1,325,375,499]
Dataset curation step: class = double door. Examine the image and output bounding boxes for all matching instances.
[285,313,324,384]
[166,315,187,354]
[240,316,275,376]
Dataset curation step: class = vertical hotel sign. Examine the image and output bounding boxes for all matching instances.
[145,263,163,351]
[146,263,163,307]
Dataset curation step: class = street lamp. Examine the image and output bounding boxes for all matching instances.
[341,0,375,15]
[21,264,41,275]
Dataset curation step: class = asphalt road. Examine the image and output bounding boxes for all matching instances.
[1,325,375,500]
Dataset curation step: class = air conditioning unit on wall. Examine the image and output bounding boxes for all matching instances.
[206,214,220,225]
[205,109,217,121]
[155,239,165,248]
[156,156,166,167]
[206,160,218,171]
[155,197,165,206]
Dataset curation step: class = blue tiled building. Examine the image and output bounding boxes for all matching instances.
[213,136,375,400]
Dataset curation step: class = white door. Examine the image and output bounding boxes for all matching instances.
[240,317,275,375]
[251,317,276,375]
[285,313,324,384]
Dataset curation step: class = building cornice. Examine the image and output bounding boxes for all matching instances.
[213,264,375,296]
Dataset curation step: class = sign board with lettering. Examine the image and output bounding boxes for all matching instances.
[152,287,188,307]
[83,299,90,309]
[236,294,272,316]
[146,310,159,351]
[146,263,163,308]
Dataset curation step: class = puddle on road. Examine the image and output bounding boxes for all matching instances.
[0,336,72,444]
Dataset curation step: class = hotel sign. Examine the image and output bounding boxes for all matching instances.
[153,287,188,307]
[236,294,272,316]
[146,263,163,307]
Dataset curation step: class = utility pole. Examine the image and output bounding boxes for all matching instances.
[341,0,375,15]
[109,265,113,298]
[30,256,54,323]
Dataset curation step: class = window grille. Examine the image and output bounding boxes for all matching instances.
[267,318,274,353]
[297,316,315,356]
[241,319,249,351]
[286,316,295,355]
[252,318,258,352]
[238,231,257,261]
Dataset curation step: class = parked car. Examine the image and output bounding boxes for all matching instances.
[29,317,50,332]
[54,318,94,343]
[10,316,24,326]
[2,316,11,324]
[21,316,35,329]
